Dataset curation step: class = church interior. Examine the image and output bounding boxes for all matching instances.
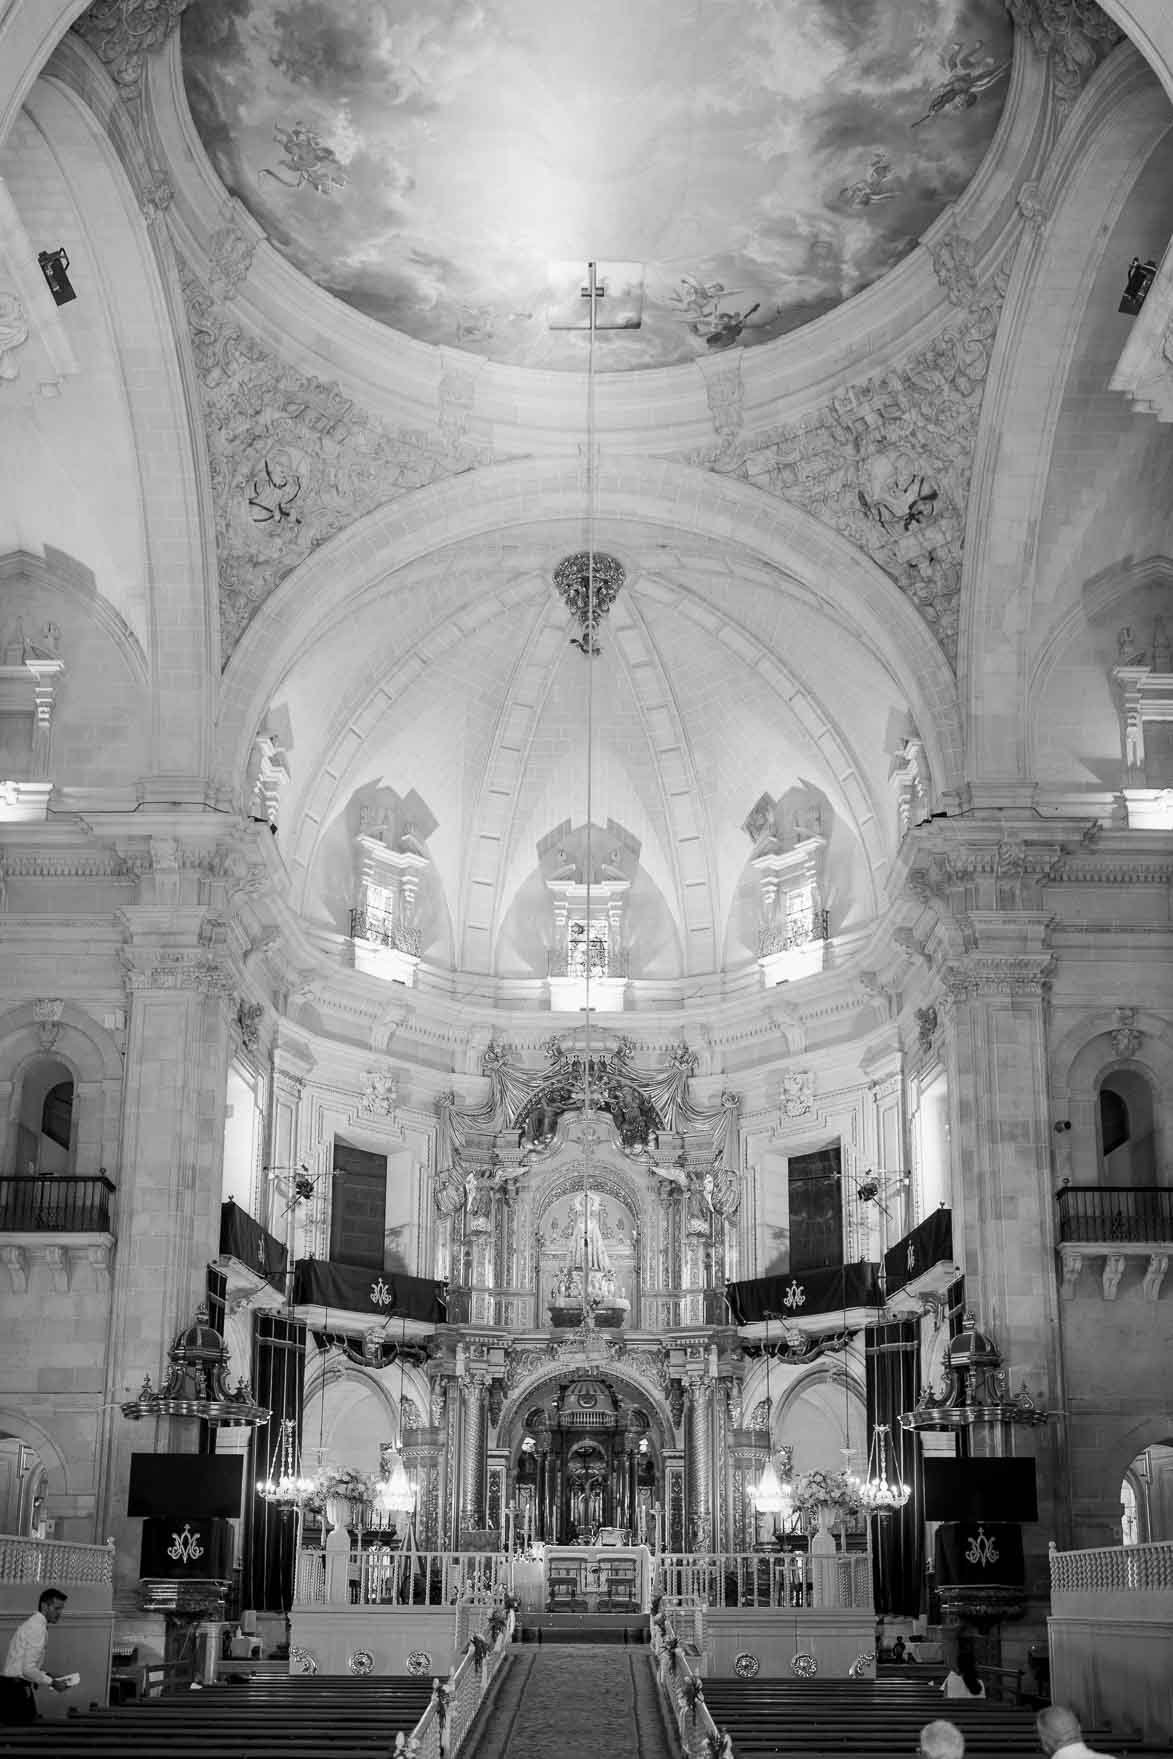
[0,0,1171,1749]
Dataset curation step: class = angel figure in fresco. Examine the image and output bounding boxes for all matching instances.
[260,123,348,197]
[840,152,899,208]
[912,40,1011,128]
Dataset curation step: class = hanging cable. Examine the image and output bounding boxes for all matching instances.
[581,261,600,1331]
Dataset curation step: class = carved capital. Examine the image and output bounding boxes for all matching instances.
[940,953,1054,1001]
[120,944,235,998]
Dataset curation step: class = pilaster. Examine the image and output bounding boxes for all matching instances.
[98,907,236,1594]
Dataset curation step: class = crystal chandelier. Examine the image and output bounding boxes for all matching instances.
[256,1416,314,1508]
[373,1322,416,1522]
[753,1320,791,1514]
[856,1422,910,1517]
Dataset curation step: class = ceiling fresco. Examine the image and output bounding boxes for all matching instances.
[181,0,1015,372]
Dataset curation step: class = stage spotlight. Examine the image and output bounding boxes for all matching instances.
[37,248,75,306]
[1118,257,1156,316]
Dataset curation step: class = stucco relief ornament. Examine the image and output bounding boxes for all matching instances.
[360,1070,398,1117]
[206,218,257,302]
[1004,0,1123,112]
[73,0,192,93]
[33,998,64,1052]
[731,250,1008,664]
[780,1068,814,1118]
[0,293,29,384]
[1110,1008,1142,1059]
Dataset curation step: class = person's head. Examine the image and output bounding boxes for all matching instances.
[38,1590,67,1625]
[1037,1707,1083,1755]
[920,1721,965,1759]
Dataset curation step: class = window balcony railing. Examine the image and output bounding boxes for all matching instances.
[0,1174,115,1233]
[1056,1186,1173,1245]
[546,948,630,980]
[757,910,830,959]
[348,908,421,957]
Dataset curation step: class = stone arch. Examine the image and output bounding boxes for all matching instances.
[496,1364,675,1461]
[1052,1012,1173,1187]
[1086,1412,1173,1527]
[961,46,1173,791]
[0,1000,123,1177]
[217,458,964,821]
[0,1405,72,1502]
[12,42,217,780]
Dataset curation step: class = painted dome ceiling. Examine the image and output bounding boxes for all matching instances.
[181,0,1014,372]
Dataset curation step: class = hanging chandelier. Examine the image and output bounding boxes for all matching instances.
[856,1422,910,1517]
[753,1320,791,1514]
[373,1321,416,1522]
[256,1416,315,1508]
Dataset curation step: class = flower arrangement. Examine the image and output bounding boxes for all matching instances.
[302,1466,382,1515]
[790,1469,863,1515]
[663,1634,680,1675]
[705,1730,734,1759]
[466,1632,490,1671]
[679,1676,704,1722]
[487,1608,508,1644]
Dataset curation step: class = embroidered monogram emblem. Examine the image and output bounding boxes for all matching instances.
[167,1524,204,1564]
[964,1525,999,1568]
[369,1275,393,1308]
[782,1280,806,1310]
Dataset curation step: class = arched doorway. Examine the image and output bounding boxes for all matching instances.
[502,1371,666,1547]
[0,1432,50,1538]
[1119,1441,1173,1545]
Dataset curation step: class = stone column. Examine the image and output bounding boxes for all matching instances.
[687,1376,712,1551]
[98,910,235,1598]
[459,1371,488,1534]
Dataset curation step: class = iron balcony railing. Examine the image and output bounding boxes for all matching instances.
[348,908,421,957]
[546,948,630,979]
[1056,1185,1173,1245]
[757,910,830,958]
[0,1174,115,1233]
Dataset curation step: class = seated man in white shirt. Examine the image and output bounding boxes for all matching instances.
[1,1589,71,1724]
[1037,1705,1118,1759]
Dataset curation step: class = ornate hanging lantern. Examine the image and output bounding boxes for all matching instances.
[856,1422,910,1517]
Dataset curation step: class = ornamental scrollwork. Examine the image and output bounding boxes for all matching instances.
[73,0,191,92]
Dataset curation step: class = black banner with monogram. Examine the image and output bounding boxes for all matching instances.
[883,1207,953,1296]
[291,1257,447,1323]
[140,1516,233,1579]
[934,1521,1025,1586]
[724,1261,881,1325]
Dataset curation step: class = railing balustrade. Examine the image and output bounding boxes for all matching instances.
[1056,1185,1173,1244]
[1049,1539,1173,1597]
[0,1534,115,1585]
[349,908,422,958]
[0,1174,115,1233]
[651,1606,725,1759]
[658,1548,872,1611]
[395,1606,515,1759]
[293,1546,511,1608]
[757,911,829,959]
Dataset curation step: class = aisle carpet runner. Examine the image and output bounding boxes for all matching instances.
[468,1649,674,1759]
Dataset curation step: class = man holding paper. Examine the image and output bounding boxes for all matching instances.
[1,1589,73,1723]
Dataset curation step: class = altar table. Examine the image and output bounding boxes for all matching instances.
[543,1545,652,1612]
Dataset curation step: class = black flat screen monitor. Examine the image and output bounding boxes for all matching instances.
[923,1457,1038,1524]
[127,1453,244,1519]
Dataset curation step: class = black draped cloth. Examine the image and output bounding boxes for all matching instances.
[219,1200,289,1290]
[935,1522,1025,1587]
[243,1310,306,1612]
[865,1318,923,1616]
[725,1261,880,1325]
[292,1258,446,1322]
[883,1207,953,1297]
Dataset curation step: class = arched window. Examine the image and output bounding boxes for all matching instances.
[14,1058,74,1174]
[1098,1070,1157,1186]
